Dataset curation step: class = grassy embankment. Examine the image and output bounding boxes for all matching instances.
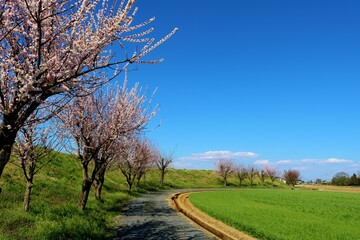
[0,152,277,239]
[190,189,360,240]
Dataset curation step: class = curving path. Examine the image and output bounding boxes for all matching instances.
[111,190,216,240]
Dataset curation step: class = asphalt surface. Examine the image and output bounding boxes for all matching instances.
[111,190,215,240]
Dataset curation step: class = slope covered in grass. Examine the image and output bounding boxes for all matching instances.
[0,153,135,239]
[1,152,271,239]
[139,168,284,189]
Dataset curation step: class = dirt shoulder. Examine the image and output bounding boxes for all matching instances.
[171,190,255,240]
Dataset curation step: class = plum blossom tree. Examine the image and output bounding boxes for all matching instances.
[215,158,235,186]
[59,82,155,209]
[235,164,247,187]
[0,0,177,187]
[247,165,258,186]
[92,137,118,201]
[12,112,63,211]
[117,136,155,191]
[135,141,158,188]
[265,167,278,187]
[257,169,267,186]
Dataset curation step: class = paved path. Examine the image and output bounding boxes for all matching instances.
[111,190,215,240]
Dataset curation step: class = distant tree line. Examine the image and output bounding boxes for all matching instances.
[331,172,360,186]
[214,158,301,189]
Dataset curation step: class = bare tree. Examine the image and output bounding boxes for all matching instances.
[59,82,154,209]
[283,169,300,189]
[156,151,173,188]
[257,169,267,186]
[265,167,278,187]
[235,164,248,187]
[215,159,235,186]
[0,0,177,187]
[12,113,62,211]
[247,165,258,186]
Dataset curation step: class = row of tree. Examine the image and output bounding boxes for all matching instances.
[215,158,301,188]
[0,0,177,211]
[11,82,174,211]
[331,172,360,186]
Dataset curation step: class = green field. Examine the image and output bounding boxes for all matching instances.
[189,189,360,240]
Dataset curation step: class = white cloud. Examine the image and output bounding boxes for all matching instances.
[275,158,354,165]
[176,152,357,181]
[173,161,193,168]
[276,160,293,164]
[300,159,319,163]
[179,150,257,161]
[254,160,270,165]
[321,158,353,164]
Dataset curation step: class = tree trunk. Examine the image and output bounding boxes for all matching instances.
[0,131,17,193]
[136,170,144,188]
[23,179,33,211]
[94,168,105,201]
[0,134,17,178]
[79,179,92,210]
[224,177,227,186]
[94,180,104,201]
[135,175,141,188]
[0,101,41,182]
[128,181,133,191]
[160,171,165,187]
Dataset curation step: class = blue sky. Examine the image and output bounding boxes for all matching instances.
[123,0,360,181]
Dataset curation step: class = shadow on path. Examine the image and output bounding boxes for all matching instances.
[111,191,213,240]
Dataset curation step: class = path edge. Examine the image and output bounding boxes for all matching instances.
[171,190,255,240]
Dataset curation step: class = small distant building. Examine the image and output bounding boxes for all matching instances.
[278,178,286,184]
[296,179,304,184]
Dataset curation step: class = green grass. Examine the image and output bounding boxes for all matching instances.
[138,168,223,189]
[1,152,277,239]
[140,168,284,189]
[189,189,360,240]
[0,153,133,240]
